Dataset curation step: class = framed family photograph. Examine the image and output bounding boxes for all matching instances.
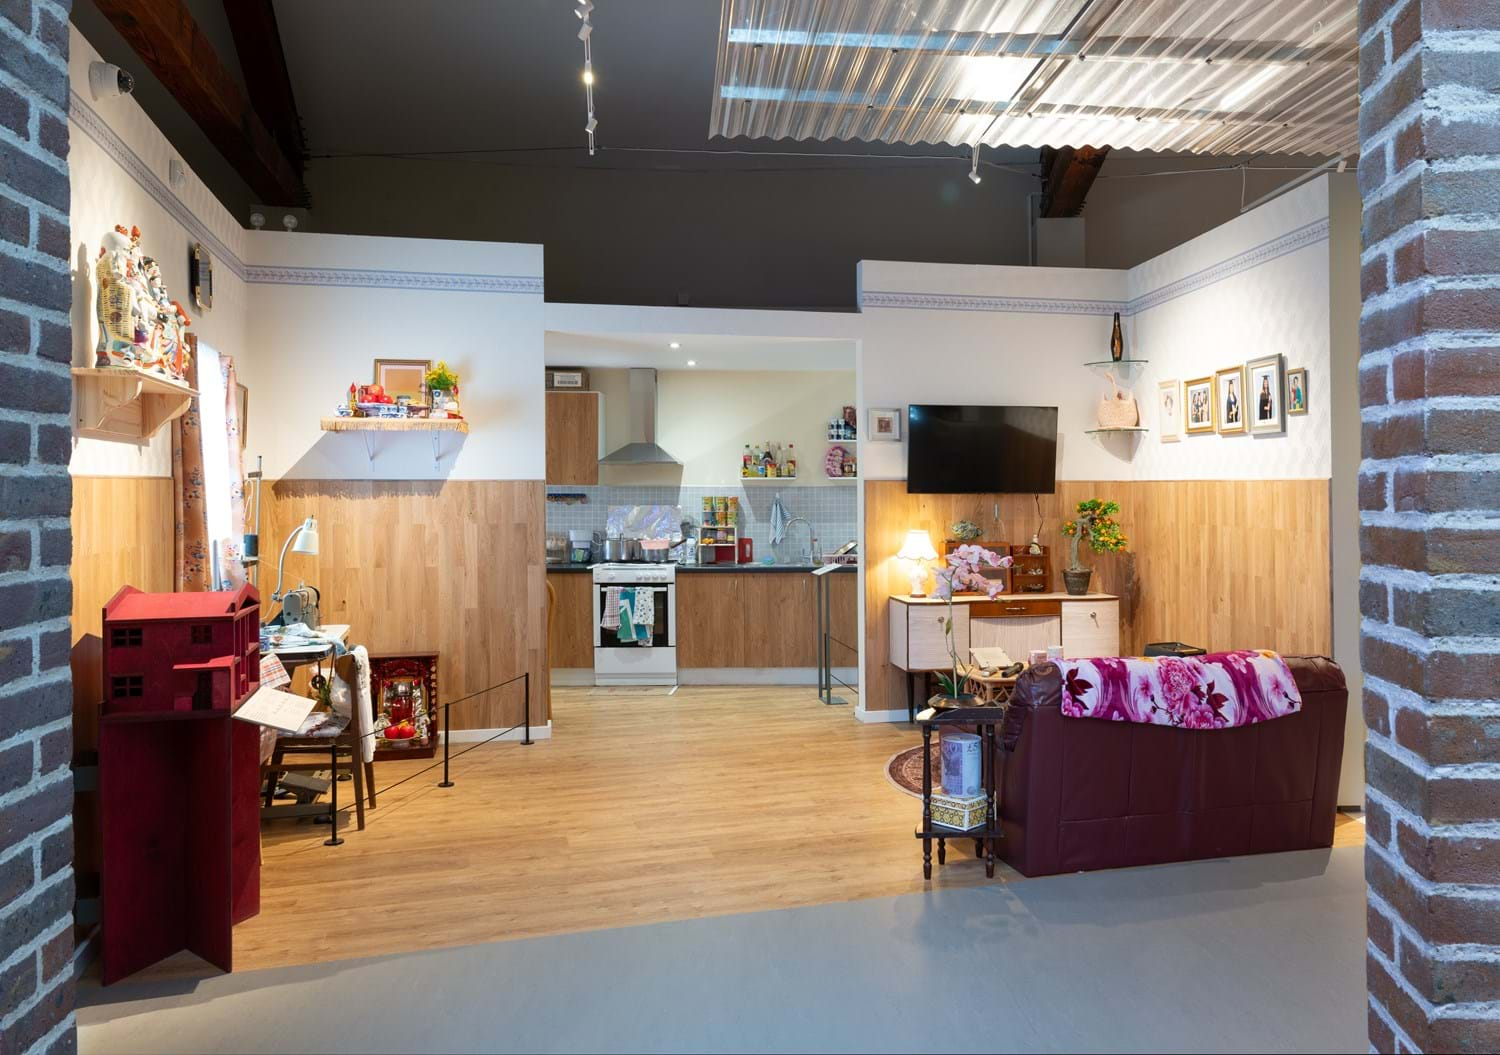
[1287,367,1309,415]
[1157,379,1181,442]
[1184,376,1215,434]
[1247,353,1285,435]
[1215,364,1247,435]
[868,407,902,441]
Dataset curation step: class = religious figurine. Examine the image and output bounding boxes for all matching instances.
[93,225,191,383]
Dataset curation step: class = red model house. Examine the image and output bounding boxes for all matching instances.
[98,583,265,984]
[102,584,260,715]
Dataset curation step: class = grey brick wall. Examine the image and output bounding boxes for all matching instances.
[1358,0,1500,1051]
[0,1,76,1053]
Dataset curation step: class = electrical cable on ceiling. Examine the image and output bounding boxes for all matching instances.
[574,0,596,156]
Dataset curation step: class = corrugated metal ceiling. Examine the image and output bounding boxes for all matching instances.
[710,0,1358,156]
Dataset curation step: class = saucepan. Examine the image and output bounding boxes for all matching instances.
[603,537,642,562]
[640,536,685,563]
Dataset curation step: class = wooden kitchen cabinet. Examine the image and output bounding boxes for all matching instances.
[678,570,856,670]
[545,390,601,485]
[547,572,595,668]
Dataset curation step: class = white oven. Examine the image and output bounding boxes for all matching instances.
[592,563,677,685]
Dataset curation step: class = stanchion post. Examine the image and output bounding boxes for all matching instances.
[522,672,534,746]
[438,702,454,788]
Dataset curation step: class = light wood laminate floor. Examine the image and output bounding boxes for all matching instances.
[123,684,1365,983]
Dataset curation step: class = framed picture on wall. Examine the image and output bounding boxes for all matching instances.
[1215,364,1247,435]
[868,408,902,441]
[373,358,432,404]
[236,383,249,447]
[1184,376,1215,434]
[1246,353,1285,435]
[1287,367,1309,415]
[1157,380,1180,442]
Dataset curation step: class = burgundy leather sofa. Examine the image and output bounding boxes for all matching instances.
[996,655,1347,878]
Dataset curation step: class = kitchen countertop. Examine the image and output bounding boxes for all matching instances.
[545,562,857,574]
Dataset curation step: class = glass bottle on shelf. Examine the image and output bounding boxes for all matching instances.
[786,444,796,477]
[1110,312,1124,363]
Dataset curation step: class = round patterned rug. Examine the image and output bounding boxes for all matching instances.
[884,741,939,800]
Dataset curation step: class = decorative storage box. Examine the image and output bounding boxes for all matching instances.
[940,731,981,796]
[930,792,988,831]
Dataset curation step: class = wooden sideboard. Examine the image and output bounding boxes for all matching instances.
[889,592,1121,673]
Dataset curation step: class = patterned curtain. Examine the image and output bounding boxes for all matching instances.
[218,355,248,589]
[172,335,211,591]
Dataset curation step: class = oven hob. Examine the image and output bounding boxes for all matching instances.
[591,563,677,686]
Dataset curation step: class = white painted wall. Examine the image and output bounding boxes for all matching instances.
[240,232,545,481]
[1126,177,1333,480]
[856,260,1132,482]
[580,366,855,488]
[66,27,249,478]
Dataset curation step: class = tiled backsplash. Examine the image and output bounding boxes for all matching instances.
[546,483,858,560]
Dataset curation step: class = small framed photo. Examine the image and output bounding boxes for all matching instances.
[1157,379,1180,442]
[1215,364,1247,435]
[1184,376,1215,434]
[1247,353,1285,435]
[373,358,431,403]
[869,407,902,441]
[1286,367,1308,415]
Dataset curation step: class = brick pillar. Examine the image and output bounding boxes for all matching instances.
[1358,0,1500,1051]
[0,1,76,1053]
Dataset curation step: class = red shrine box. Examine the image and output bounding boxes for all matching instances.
[102,584,260,715]
[98,583,264,984]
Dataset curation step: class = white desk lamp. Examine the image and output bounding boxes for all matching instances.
[896,529,938,597]
[272,515,319,602]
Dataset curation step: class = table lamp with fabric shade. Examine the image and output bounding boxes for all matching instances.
[896,529,939,597]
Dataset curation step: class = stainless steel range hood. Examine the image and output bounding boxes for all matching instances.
[599,368,680,465]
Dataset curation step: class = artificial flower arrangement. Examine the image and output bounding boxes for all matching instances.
[424,360,462,419]
[930,544,1014,708]
[1060,497,1127,595]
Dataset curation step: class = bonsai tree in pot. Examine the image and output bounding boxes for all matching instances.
[929,545,1013,710]
[1060,498,1127,595]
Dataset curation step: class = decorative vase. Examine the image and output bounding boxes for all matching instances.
[1062,568,1092,596]
[928,692,981,712]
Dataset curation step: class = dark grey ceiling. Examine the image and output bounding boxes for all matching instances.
[73,0,1038,223]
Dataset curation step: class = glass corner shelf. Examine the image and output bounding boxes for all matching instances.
[1084,426,1149,434]
[1083,358,1150,368]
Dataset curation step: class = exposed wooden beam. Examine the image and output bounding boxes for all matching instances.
[1040,145,1109,218]
[93,0,304,206]
[222,0,306,172]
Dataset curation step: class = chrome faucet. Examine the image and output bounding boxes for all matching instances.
[782,516,820,565]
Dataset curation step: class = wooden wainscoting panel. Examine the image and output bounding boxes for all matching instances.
[70,475,175,753]
[265,480,548,730]
[546,573,595,668]
[863,479,1331,712]
[70,474,175,883]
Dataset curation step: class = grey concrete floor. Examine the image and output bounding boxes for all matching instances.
[78,847,1366,1054]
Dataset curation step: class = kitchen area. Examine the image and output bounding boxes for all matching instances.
[542,334,861,690]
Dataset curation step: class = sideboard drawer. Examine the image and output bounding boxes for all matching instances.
[1062,599,1121,658]
[969,599,1062,619]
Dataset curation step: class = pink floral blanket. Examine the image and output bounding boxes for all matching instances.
[1058,650,1302,730]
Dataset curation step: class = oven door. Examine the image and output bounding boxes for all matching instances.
[593,584,675,648]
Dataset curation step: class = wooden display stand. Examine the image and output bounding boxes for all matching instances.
[97,585,264,984]
[1008,544,1052,594]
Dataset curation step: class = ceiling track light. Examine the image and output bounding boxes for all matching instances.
[574,2,597,156]
[968,143,982,185]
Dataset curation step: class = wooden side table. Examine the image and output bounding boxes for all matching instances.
[915,704,1006,880]
[959,663,1021,705]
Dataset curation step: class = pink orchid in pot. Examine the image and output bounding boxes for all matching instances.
[929,545,1014,710]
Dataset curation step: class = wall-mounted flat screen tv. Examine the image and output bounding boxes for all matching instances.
[906,404,1058,494]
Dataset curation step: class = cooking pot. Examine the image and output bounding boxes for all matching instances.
[640,536,685,563]
[604,537,645,562]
